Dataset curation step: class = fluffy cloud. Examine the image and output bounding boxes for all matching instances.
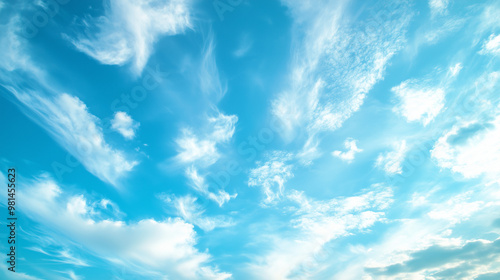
[480,34,500,56]
[376,140,408,175]
[7,90,138,186]
[431,116,500,183]
[176,130,219,166]
[392,80,446,126]
[332,138,362,163]
[19,175,230,280]
[248,152,294,204]
[67,0,191,75]
[111,111,140,139]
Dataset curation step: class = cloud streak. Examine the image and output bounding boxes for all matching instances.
[67,0,191,75]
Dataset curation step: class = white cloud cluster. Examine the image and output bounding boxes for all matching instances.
[332,138,362,163]
[8,90,138,185]
[248,152,294,204]
[19,175,230,280]
[392,80,446,126]
[480,33,500,56]
[162,194,234,231]
[248,184,393,279]
[111,111,140,139]
[68,0,191,75]
[376,140,408,175]
[431,116,500,183]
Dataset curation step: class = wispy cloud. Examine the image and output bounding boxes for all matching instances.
[248,152,294,205]
[247,184,393,279]
[273,0,413,165]
[6,90,138,186]
[199,34,227,101]
[175,112,237,167]
[429,0,449,16]
[111,111,140,139]
[376,140,408,175]
[161,194,235,231]
[186,166,237,207]
[0,16,42,77]
[232,34,252,58]
[66,0,191,75]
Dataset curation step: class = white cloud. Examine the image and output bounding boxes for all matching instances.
[111,111,139,139]
[19,175,230,280]
[273,0,412,144]
[332,138,362,163]
[208,113,238,143]
[333,177,500,279]
[248,152,294,204]
[174,112,237,206]
[376,140,408,175]
[65,271,82,280]
[431,116,500,183]
[67,0,191,75]
[297,137,321,165]
[232,34,252,58]
[162,194,235,231]
[0,16,42,78]
[449,63,463,77]
[28,247,89,267]
[7,90,138,186]
[176,129,219,166]
[247,184,393,279]
[186,167,237,207]
[480,33,500,56]
[429,0,449,16]
[199,35,227,101]
[392,80,446,126]
[175,112,237,167]
[427,191,484,224]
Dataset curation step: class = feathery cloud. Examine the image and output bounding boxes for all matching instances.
[67,0,191,75]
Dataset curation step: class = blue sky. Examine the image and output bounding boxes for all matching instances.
[1,0,500,279]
